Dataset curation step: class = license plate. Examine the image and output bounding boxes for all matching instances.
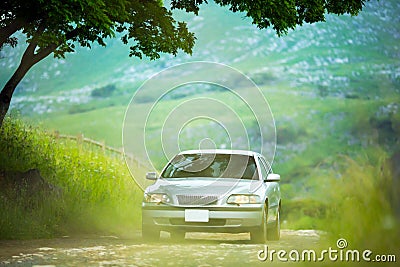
[185,209,209,222]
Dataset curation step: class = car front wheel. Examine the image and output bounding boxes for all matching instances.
[267,208,280,241]
[250,203,267,243]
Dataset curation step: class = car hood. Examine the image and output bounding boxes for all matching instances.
[146,178,263,196]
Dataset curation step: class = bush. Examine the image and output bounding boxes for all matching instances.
[91,84,117,98]
[282,197,328,229]
[276,121,308,144]
[68,104,96,114]
[323,149,400,250]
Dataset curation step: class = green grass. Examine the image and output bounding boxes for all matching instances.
[0,117,142,239]
[322,149,400,252]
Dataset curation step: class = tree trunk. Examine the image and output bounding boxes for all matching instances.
[0,40,57,128]
[0,60,32,127]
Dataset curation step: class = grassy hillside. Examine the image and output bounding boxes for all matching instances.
[36,83,400,201]
[0,118,142,239]
[0,0,398,116]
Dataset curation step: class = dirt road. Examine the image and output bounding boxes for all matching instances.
[0,230,325,266]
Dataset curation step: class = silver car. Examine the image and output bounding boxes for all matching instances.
[142,149,281,243]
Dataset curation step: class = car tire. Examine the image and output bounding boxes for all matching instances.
[267,208,280,241]
[142,226,159,241]
[250,203,267,243]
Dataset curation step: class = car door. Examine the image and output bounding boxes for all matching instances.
[257,156,280,215]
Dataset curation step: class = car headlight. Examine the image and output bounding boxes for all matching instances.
[144,193,170,204]
[227,194,261,204]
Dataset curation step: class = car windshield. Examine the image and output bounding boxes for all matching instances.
[161,153,259,180]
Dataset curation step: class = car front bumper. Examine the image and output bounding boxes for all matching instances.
[142,203,264,233]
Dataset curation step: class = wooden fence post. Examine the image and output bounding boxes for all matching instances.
[77,133,84,145]
[101,141,106,153]
[53,130,60,139]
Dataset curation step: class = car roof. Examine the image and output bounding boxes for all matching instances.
[178,149,261,157]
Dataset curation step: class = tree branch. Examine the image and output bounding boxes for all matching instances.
[32,43,58,64]
[1,23,80,101]
[0,17,26,48]
[20,22,57,65]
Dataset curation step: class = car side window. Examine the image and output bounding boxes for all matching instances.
[257,157,269,180]
[260,157,272,174]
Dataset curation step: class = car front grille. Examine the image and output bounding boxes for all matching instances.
[176,195,219,205]
[170,218,226,226]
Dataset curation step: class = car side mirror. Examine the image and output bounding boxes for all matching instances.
[265,173,280,182]
[146,172,158,180]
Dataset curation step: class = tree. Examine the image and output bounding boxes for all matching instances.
[0,0,368,127]
[0,0,195,126]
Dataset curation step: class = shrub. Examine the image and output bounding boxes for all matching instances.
[323,149,400,251]
[91,84,117,98]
